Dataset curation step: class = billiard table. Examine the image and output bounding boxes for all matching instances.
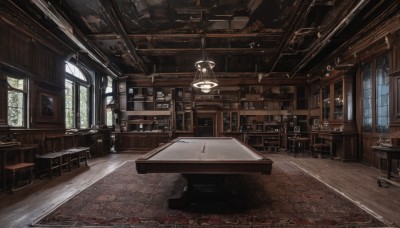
[135,137,273,208]
[136,137,273,175]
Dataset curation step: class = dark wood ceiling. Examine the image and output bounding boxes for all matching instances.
[10,0,400,81]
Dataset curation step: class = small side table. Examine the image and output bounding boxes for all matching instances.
[371,145,400,187]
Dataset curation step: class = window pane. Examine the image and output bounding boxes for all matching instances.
[65,80,75,129]
[7,77,24,90]
[106,108,113,126]
[362,63,372,132]
[105,76,113,93]
[79,85,89,129]
[106,96,113,126]
[7,76,25,127]
[7,91,24,127]
[375,54,389,133]
[66,62,87,81]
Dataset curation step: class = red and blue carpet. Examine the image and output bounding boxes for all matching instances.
[34,161,384,227]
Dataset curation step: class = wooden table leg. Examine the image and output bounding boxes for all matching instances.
[387,156,392,180]
[377,157,383,187]
[48,159,53,179]
[11,170,16,192]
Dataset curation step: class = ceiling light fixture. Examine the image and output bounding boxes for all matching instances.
[192,37,218,93]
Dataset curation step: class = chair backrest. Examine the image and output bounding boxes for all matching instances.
[43,135,65,153]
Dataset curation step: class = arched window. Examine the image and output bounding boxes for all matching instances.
[65,61,91,129]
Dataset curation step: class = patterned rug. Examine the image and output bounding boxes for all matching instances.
[34,161,384,227]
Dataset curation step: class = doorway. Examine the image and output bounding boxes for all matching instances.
[196,113,216,137]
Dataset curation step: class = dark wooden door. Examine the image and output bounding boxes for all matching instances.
[196,113,215,137]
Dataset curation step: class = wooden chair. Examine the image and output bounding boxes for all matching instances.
[3,146,36,192]
[36,136,69,178]
[4,162,34,192]
[66,134,89,166]
[36,134,89,179]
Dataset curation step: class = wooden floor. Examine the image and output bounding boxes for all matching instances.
[0,152,399,227]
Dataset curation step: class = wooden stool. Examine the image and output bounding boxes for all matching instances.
[4,162,35,192]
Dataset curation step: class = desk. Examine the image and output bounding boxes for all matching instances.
[288,137,309,157]
[371,145,400,187]
[136,137,273,208]
[314,131,357,161]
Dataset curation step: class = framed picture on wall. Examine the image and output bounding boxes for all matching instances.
[41,94,55,117]
[35,90,60,122]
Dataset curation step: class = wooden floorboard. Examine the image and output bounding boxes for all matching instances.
[0,152,399,227]
[0,153,139,227]
[285,154,400,226]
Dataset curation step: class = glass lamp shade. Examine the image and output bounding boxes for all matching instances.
[192,60,218,93]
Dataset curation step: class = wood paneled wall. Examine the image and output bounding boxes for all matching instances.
[0,20,66,142]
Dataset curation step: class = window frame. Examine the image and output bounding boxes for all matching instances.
[65,62,92,129]
[6,73,28,128]
[375,54,389,134]
[104,76,114,127]
[361,63,373,132]
[360,53,390,134]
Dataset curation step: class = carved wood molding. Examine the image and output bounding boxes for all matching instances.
[0,1,68,55]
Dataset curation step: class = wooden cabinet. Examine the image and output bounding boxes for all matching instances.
[192,86,239,110]
[389,73,400,126]
[174,87,193,133]
[245,131,281,152]
[262,132,281,152]
[117,81,309,152]
[125,86,173,111]
[89,129,111,157]
[310,82,320,109]
[117,84,173,151]
[240,115,282,152]
[127,87,154,111]
[175,111,192,132]
[318,72,357,161]
[222,112,238,132]
[125,113,171,132]
[114,132,169,152]
[296,85,307,110]
[321,73,356,131]
[333,81,344,121]
[322,84,330,122]
[240,115,282,133]
[240,85,300,111]
[322,79,345,123]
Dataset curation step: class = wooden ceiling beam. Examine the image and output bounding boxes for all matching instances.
[87,32,283,40]
[123,77,307,87]
[124,71,305,79]
[100,0,149,74]
[266,0,315,73]
[136,48,275,56]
